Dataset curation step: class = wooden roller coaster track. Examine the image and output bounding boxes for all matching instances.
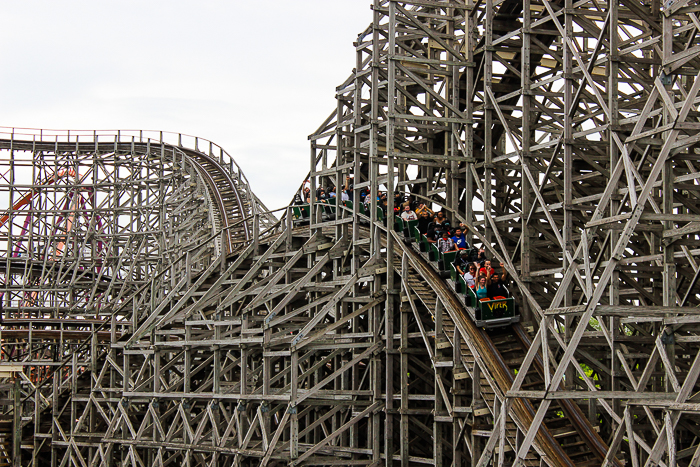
[2,0,700,466]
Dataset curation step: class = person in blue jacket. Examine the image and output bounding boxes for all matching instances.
[452,228,469,249]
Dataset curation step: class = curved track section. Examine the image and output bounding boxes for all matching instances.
[4,0,700,465]
[0,128,277,466]
[0,133,266,254]
[181,147,250,254]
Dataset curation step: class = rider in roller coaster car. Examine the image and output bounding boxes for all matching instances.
[401,205,418,221]
[345,176,354,201]
[415,202,434,218]
[487,271,508,299]
[425,223,444,244]
[453,249,471,277]
[476,247,487,263]
[417,211,432,234]
[475,275,488,300]
[437,230,456,253]
[402,195,419,212]
[452,228,469,249]
[430,211,451,231]
[484,271,508,318]
[479,260,495,277]
[463,263,478,288]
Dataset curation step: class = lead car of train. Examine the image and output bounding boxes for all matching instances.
[395,215,520,329]
[458,282,519,328]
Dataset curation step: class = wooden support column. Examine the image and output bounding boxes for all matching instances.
[465,0,475,227]
[447,4,459,216]
[483,0,494,245]
[239,315,249,449]
[12,378,20,467]
[563,0,575,391]
[520,0,533,325]
[370,2,383,464]
[471,359,482,467]
[386,5,397,463]
[401,253,410,467]
[51,375,58,467]
[290,350,299,460]
[434,300,445,467]
[351,43,363,277]
[608,0,622,418]
[32,385,40,467]
[453,328,466,467]
[661,10,677,398]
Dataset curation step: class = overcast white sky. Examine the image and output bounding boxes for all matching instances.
[0,1,372,210]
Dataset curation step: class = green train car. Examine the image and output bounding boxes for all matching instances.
[407,223,520,329]
[464,286,519,328]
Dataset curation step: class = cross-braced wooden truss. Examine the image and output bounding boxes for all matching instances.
[0,128,278,466]
[4,1,700,466]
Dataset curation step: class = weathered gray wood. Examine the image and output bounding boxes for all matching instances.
[8,1,700,466]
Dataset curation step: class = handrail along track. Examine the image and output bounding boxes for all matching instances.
[0,137,254,257]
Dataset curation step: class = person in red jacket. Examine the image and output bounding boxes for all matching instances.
[479,260,495,277]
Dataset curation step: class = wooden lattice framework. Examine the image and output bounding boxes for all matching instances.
[2,1,700,466]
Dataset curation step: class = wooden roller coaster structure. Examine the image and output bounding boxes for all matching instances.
[3,0,700,466]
